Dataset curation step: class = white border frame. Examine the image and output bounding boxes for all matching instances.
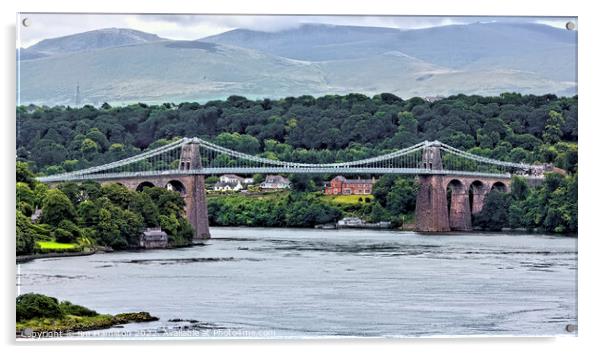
[2,1,598,353]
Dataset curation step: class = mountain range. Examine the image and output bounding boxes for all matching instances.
[17,23,577,106]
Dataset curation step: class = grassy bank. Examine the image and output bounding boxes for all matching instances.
[17,312,158,333]
[36,241,78,250]
[321,194,374,205]
[16,293,158,336]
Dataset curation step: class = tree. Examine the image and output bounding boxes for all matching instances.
[252,173,263,185]
[372,175,396,206]
[58,182,83,205]
[16,293,64,321]
[509,147,532,163]
[58,219,80,240]
[510,176,529,201]
[204,176,219,185]
[59,301,97,317]
[507,173,577,233]
[86,128,110,151]
[101,183,134,209]
[31,139,68,167]
[386,178,418,215]
[367,202,390,223]
[16,211,36,255]
[129,192,160,227]
[16,162,36,187]
[41,189,76,227]
[53,227,75,243]
[107,144,127,161]
[555,142,578,173]
[378,93,403,105]
[62,159,79,172]
[78,200,99,226]
[80,138,99,159]
[96,207,122,248]
[33,183,49,209]
[289,174,316,192]
[16,182,35,215]
[214,132,260,154]
[542,174,577,233]
[474,190,511,231]
[543,110,565,144]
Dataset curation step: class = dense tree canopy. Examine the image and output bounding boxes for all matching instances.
[476,174,578,234]
[17,93,577,175]
[15,164,194,255]
[16,293,98,322]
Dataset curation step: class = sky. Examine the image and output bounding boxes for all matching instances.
[17,14,577,48]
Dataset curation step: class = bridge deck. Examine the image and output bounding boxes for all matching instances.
[36,168,533,183]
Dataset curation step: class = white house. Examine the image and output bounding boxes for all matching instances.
[219,174,244,184]
[213,180,243,191]
[260,175,291,190]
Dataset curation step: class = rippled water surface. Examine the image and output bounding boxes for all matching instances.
[18,228,577,338]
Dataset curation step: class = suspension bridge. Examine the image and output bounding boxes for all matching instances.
[37,137,548,238]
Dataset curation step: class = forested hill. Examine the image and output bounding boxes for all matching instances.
[16,93,577,175]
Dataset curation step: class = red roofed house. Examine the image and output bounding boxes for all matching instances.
[324,176,375,195]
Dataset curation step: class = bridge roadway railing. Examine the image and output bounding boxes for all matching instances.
[37,168,518,183]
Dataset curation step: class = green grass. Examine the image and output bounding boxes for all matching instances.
[17,314,115,333]
[207,190,288,200]
[322,194,374,205]
[16,312,158,333]
[36,241,77,250]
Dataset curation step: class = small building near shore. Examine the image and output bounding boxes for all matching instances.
[140,228,168,249]
[336,217,391,229]
[337,217,364,227]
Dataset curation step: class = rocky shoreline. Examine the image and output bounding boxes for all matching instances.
[16,250,97,263]
[16,242,202,264]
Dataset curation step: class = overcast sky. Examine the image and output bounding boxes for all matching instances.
[17,14,577,48]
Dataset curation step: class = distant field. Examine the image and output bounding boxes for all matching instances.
[322,194,373,205]
[36,241,77,250]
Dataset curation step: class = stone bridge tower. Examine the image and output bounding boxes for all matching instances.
[415,142,451,232]
[414,142,511,232]
[179,140,210,240]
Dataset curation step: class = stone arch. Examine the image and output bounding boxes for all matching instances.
[491,181,508,193]
[446,179,465,213]
[136,181,156,192]
[166,179,186,195]
[469,180,488,215]
[447,179,471,231]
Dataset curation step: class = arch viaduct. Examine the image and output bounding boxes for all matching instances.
[40,138,548,240]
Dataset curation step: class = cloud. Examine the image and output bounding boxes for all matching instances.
[18,14,134,47]
[137,14,468,34]
[18,13,577,48]
[136,14,578,34]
